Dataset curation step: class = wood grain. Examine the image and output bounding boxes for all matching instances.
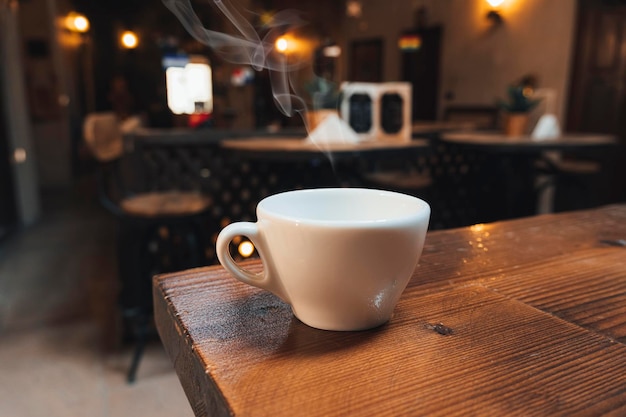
[481,248,626,343]
[154,204,626,417]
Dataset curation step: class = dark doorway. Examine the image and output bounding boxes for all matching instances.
[566,0,626,204]
[349,39,383,82]
[0,84,17,240]
[400,26,442,121]
[567,2,626,136]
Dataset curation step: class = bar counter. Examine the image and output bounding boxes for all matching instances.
[154,204,626,416]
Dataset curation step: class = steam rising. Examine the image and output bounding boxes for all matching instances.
[162,0,309,117]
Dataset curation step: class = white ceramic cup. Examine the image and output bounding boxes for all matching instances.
[216,188,430,331]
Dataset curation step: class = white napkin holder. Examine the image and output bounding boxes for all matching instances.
[339,82,412,143]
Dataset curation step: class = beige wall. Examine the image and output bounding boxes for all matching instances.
[342,0,577,123]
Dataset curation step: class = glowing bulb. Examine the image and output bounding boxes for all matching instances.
[73,15,89,32]
[238,241,255,258]
[65,12,90,33]
[275,37,288,53]
[486,0,505,7]
[121,31,138,49]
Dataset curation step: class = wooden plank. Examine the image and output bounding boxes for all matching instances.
[155,271,626,417]
[413,204,626,290]
[154,271,233,416]
[479,247,626,343]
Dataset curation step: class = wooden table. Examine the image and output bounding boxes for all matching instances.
[154,204,626,416]
[439,132,618,220]
[411,120,476,137]
[220,137,430,161]
[220,136,432,201]
[440,132,616,152]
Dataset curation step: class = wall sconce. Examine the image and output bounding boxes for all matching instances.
[486,0,504,25]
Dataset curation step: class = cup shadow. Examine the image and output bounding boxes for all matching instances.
[229,291,387,357]
[276,318,388,357]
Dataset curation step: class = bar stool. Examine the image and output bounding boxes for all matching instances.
[84,113,211,382]
[535,152,602,212]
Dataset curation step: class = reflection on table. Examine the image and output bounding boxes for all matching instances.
[154,204,626,417]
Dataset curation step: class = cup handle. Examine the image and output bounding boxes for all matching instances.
[216,222,289,302]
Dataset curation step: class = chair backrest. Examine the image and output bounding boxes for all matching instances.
[83,112,145,215]
[83,112,124,162]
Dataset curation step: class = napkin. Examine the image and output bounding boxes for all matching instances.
[305,112,360,144]
[531,114,561,141]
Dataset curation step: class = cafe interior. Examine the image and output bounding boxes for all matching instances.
[1,0,626,414]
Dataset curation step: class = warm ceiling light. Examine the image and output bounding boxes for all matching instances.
[238,241,255,258]
[121,31,138,49]
[275,37,288,53]
[65,12,90,33]
[73,15,89,32]
[486,0,505,6]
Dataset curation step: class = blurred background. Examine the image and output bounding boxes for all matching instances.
[3,0,626,230]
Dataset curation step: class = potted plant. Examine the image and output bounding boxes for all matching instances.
[303,76,340,129]
[498,81,541,136]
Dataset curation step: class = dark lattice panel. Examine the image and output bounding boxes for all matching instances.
[360,140,496,230]
[127,135,349,264]
[427,140,495,229]
[134,146,217,192]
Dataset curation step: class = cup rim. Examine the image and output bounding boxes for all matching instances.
[257,187,430,227]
